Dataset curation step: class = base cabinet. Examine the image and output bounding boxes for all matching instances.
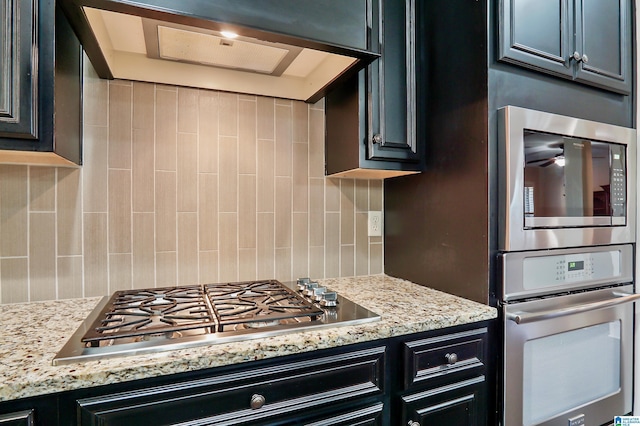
[393,326,489,426]
[401,376,486,426]
[0,322,492,426]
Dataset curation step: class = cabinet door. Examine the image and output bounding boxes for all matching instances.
[367,0,420,163]
[498,0,572,79]
[574,0,630,94]
[0,0,38,141]
[0,410,35,426]
[402,376,486,426]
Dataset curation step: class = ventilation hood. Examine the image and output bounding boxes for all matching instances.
[58,0,379,102]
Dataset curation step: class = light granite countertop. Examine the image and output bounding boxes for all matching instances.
[0,274,497,402]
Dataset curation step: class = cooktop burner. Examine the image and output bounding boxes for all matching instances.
[53,279,380,365]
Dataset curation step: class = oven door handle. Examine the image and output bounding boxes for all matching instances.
[506,292,640,324]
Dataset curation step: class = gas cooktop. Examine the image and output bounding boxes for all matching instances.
[53,279,380,365]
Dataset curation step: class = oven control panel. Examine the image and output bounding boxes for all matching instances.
[502,244,634,301]
[522,250,622,289]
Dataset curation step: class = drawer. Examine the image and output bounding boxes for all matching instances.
[76,346,385,425]
[403,327,486,389]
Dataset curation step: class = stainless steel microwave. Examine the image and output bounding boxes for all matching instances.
[498,106,636,251]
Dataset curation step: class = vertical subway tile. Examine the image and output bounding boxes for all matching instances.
[0,165,27,257]
[198,173,218,251]
[370,243,383,275]
[355,180,369,212]
[83,53,108,127]
[370,180,383,211]
[219,136,238,213]
[257,96,275,140]
[275,103,292,177]
[198,90,219,173]
[29,212,56,301]
[199,251,218,283]
[275,247,292,282]
[155,88,178,171]
[109,253,132,292]
[355,212,369,276]
[177,212,198,285]
[257,213,275,278]
[108,169,132,254]
[29,167,55,211]
[57,168,82,256]
[219,212,238,281]
[132,82,155,130]
[308,108,325,178]
[156,251,177,287]
[83,213,109,297]
[57,256,83,299]
[238,175,256,249]
[177,87,198,133]
[219,92,238,137]
[133,212,155,289]
[308,246,324,280]
[275,177,291,248]
[132,127,155,212]
[325,212,340,278]
[340,179,355,245]
[177,132,198,212]
[155,171,177,252]
[1,258,28,303]
[239,98,257,174]
[238,248,257,281]
[292,143,308,212]
[325,178,341,212]
[108,82,132,169]
[257,139,275,213]
[340,245,355,277]
[292,213,308,280]
[82,125,109,213]
[292,101,309,143]
[309,178,325,246]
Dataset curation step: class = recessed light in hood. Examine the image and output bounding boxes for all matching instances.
[59,1,379,102]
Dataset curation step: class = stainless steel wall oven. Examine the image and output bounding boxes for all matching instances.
[498,106,638,426]
[501,245,638,426]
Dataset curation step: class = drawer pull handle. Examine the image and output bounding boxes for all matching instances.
[250,394,266,409]
[445,353,458,365]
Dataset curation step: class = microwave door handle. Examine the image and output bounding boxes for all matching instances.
[506,292,640,324]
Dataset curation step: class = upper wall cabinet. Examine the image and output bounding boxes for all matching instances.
[58,0,379,103]
[325,0,423,179]
[498,0,632,95]
[0,0,83,166]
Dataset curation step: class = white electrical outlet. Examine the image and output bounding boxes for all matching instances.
[368,211,383,237]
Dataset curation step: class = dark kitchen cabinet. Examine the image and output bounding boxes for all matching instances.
[0,410,35,426]
[325,0,423,179]
[498,0,632,94]
[63,344,388,425]
[394,326,488,426]
[0,0,82,166]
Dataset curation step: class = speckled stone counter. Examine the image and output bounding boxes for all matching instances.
[0,275,496,402]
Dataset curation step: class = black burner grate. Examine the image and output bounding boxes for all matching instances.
[81,280,324,345]
[205,280,325,332]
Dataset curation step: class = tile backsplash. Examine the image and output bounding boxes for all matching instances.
[0,59,383,304]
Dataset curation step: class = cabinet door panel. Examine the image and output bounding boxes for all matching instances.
[402,376,486,426]
[368,0,419,163]
[575,0,630,93]
[0,0,38,140]
[499,0,571,77]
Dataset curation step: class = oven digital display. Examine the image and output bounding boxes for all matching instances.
[568,261,584,271]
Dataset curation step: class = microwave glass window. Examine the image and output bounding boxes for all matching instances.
[523,130,626,224]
